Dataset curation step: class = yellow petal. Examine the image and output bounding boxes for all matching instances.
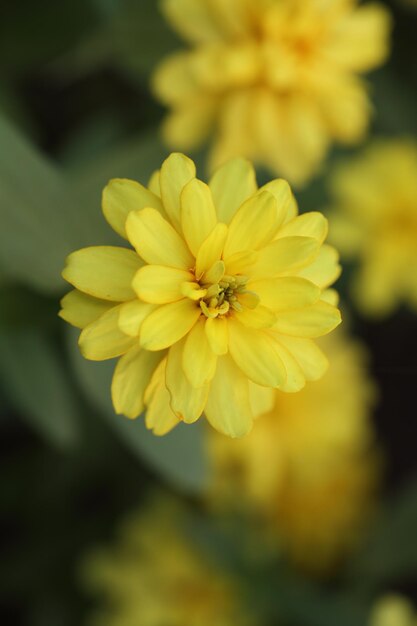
[228,319,286,387]
[297,244,342,289]
[274,301,342,338]
[166,340,208,423]
[162,99,216,150]
[160,153,196,232]
[276,212,328,244]
[118,300,156,337]
[276,334,329,381]
[126,208,194,269]
[235,305,276,329]
[266,335,306,393]
[132,265,193,304]
[79,305,136,361]
[205,355,253,438]
[224,249,258,275]
[145,359,180,435]
[59,290,115,329]
[249,277,320,311]
[195,222,228,278]
[251,236,320,279]
[223,190,282,258]
[102,178,165,239]
[111,345,163,418]
[62,246,142,301]
[140,299,201,351]
[321,288,339,306]
[182,318,217,387]
[203,260,225,284]
[205,317,228,355]
[180,178,217,256]
[209,157,257,224]
[260,178,298,223]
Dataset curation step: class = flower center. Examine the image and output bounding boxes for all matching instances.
[200,274,252,319]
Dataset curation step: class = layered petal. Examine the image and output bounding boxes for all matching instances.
[145,359,180,435]
[126,208,194,269]
[205,355,253,438]
[195,223,228,278]
[205,316,228,355]
[111,346,163,418]
[118,300,156,337]
[249,277,320,311]
[140,299,201,351]
[182,318,217,387]
[277,334,329,382]
[133,265,193,304]
[59,290,115,329]
[276,212,328,243]
[62,246,142,301]
[102,178,164,239]
[180,178,217,256]
[297,244,342,289]
[160,152,196,231]
[228,319,286,388]
[209,157,257,224]
[166,340,209,423]
[251,236,320,279]
[274,301,342,338]
[79,305,137,361]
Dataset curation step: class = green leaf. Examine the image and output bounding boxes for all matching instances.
[0,114,112,294]
[0,328,80,448]
[65,327,208,493]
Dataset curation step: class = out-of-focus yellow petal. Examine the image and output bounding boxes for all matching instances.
[323,4,392,72]
[205,316,228,355]
[248,382,275,418]
[249,276,320,311]
[102,178,164,239]
[205,355,253,438]
[62,246,142,302]
[297,244,342,289]
[162,0,225,44]
[147,170,161,196]
[160,153,196,231]
[162,99,217,150]
[251,237,320,279]
[274,301,342,338]
[277,212,328,243]
[228,319,286,388]
[59,290,115,329]
[209,157,257,224]
[182,318,217,388]
[180,178,217,256]
[126,208,194,269]
[145,359,180,435]
[132,265,193,304]
[152,51,198,105]
[140,299,201,351]
[111,346,163,418]
[223,190,282,258]
[118,300,156,337]
[79,305,136,361]
[166,340,208,423]
[195,223,228,278]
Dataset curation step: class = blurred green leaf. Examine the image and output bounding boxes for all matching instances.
[0,328,80,448]
[66,327,208,493]
[0,114,113,294]
[347,475,417,588]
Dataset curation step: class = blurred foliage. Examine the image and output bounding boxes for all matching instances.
[0,0,416,625]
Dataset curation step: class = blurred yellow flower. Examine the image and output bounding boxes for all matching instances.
[60,153,341,437]
[208,328,379,573]
[370,595,417,626]
[329,140,417,317]
[83,498,256,626]
[153,0,391,186]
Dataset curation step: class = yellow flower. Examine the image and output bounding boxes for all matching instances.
[370,595,417,626]
[82,498,257,626]
[329,140,417,317]
[208,327,379,573]
[153,0,391,186]
[60,154,341,437]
